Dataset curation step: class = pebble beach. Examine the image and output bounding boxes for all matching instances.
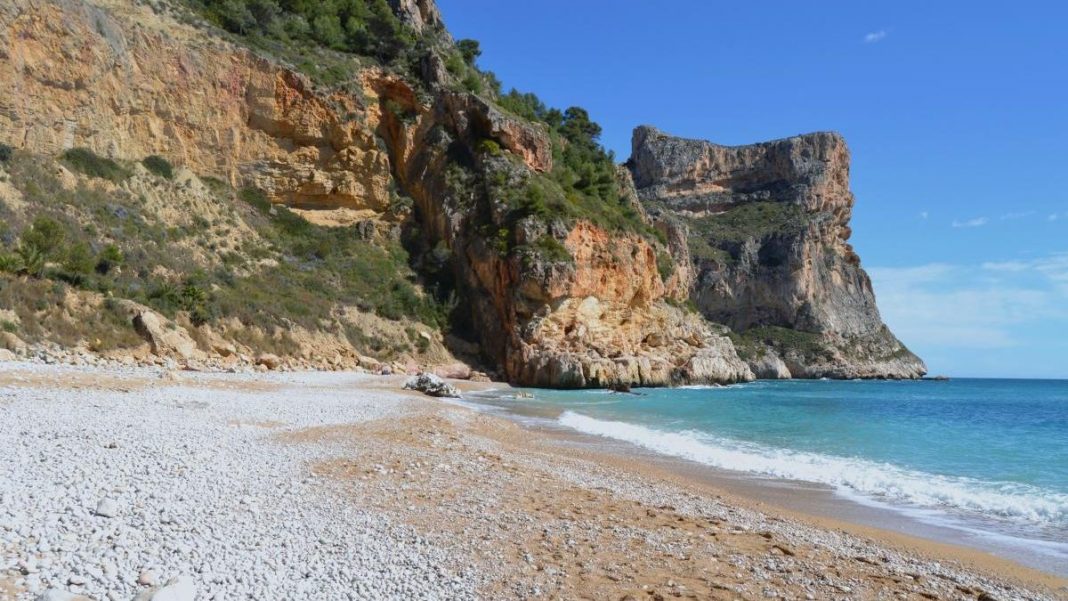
[1,363,1065,600]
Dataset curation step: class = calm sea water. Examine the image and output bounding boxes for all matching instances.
[466,379,1068,563]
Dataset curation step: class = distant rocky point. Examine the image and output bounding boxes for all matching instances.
[629,126,926,379]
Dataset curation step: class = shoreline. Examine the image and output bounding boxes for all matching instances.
[1,363,1065,600]
[506,413,1068,586]
[456,384,1068,581]
[452,385,1068,592]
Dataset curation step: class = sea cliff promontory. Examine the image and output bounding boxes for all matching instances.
[0,0,922,385]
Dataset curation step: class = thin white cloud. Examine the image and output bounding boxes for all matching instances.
[1050,214,1059,222]
[919,211,929,220]
[981,260,1030,272]
[999,211,1034,220]
[864,30,887,43]
[951,217,988,228]
[983,253,1068,279]
[870,257,1068,351]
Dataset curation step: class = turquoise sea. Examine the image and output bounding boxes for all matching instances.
[465,379,1068,571]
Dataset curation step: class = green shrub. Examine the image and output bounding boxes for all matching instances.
[190,0,416,64]
[142,155,174,179]
[457,39,481,66]
[61,242,96,275]
[95,244,124,274]
[742,325,829,359]
[444,50,466,76]
[532,236,571,263]
[20,216,65,258]
[0,253,20,274]
[60,148,130,182]
[0,320,16,333]
[0,143,12,163]
[388,190,414,215]
[201,175,230,194]
[15,244,45,278]
[656,251,675,282]
[477,139,501,156]
[460,71,483,94]
[689,201,806,245]
[238,187,272,213]
[383,99,417,124]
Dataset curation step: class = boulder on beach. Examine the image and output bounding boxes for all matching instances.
[403,373,462,398]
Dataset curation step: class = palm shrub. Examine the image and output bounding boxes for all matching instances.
[16,244,45,277]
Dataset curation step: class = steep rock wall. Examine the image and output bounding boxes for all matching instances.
[630,126,925,379]
[378,85,752,388]
[0,0,390,212]
[0,0,753,387]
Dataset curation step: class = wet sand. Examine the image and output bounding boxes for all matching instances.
[298,378,1068,599]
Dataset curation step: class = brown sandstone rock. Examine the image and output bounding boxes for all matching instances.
[111,300,203,362]
[255,353,282,370]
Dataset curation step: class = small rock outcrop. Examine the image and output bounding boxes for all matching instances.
[404,373,462,398]
[630,126,925,379]
[111,301,203,362]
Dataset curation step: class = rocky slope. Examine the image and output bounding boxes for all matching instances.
[629,126,926,379]
[0,0,754,386]
[373,74,752,387]
[0,0,917,385]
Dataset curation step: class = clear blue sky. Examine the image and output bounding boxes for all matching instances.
[437,0,1068,378]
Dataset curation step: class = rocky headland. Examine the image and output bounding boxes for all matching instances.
[630,126,926,379]
[0,0,921,386]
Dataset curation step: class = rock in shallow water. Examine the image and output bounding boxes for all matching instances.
[403,373,462,398]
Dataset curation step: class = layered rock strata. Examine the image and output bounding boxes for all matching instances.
[0,0,754,387]
[629,126,925,379]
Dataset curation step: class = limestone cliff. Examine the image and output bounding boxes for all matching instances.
[374,82,752,387]
[629,126,926,379]
[0,0,753,386]
[0,0,391,215]
[0,0,916,385]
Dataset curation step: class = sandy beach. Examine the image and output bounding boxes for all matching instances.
[1,364,1065,600]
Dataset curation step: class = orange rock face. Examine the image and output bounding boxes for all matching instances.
[557,223,665,305]
[0,0,754,388]
[0,0,390,211]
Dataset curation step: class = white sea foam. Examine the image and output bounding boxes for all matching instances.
[557,411,1068,526]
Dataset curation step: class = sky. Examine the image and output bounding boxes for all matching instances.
[436,0,1068,378]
